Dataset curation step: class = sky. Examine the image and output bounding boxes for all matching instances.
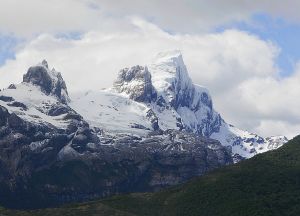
[0,0,300,138]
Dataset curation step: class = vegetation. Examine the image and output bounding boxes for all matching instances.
[1,135,300,216]
[0,202,133,216]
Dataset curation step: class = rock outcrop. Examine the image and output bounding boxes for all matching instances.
[23,60,70,104]
[113,65,157,103]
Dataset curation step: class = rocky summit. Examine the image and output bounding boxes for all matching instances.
[23,60,70,104]
[0,52,287,209]
[113,65,157,103]
[72,50,288,161]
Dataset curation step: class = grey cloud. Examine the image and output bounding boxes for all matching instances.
[90,0,300,33]
[1,0,300,37]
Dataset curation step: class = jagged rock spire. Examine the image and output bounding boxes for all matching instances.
[23,60,70,104]
[42,59,48,68]
[113,65,157,103]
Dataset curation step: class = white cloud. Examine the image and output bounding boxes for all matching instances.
[0,0,137,37]
[88,0,300,32]
[2,0,300,37]
[255,120,300,139]
[234,69,300,139]
[0,18,299,139]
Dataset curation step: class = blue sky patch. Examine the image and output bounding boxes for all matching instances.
[0,34,18,66]
[55,31,84,40]
[216,13,300,77]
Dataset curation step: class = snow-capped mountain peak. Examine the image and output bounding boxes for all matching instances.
[23,60,70,104]
[151,49,183,65]
[149,50,193,108]
[72,50,287,161]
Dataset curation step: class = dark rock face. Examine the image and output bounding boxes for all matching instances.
[23,65,52,94]
[0,96,14,102]
[146,109,159,130]
[170,76,222,137]
[0,104,101,208]
[47,104,72,116]
[7,101,28,111]
[0,102,232,209]
[7,84,16,89]
[114,66,157,103]
[200,92,212,109]
[0,106,9,126]
[171,66,194,109]
[0,115,231,209]
[23,60,70,104]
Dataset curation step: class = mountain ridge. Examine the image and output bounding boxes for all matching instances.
[0,56,232,209]
[0,52,287,208]
[72,50,287,161]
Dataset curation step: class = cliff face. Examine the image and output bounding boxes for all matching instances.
[113,65,157,103]
[23,60,70,104]
[0,102,231,209]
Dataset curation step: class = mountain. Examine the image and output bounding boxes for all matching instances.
[71,50,287,161]
[0,58,231,209]
[0,51,287,209]
[1,135,299,216]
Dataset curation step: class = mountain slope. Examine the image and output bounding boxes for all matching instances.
[2,135,299,216]
[71,50,287,160]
